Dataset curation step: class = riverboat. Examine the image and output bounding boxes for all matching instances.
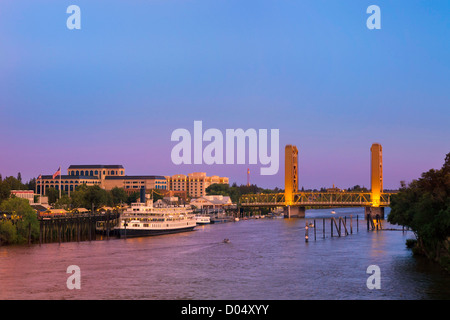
[116,201,196,238]
[194,215,211,225]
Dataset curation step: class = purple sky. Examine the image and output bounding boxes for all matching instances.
[0,1,449,190]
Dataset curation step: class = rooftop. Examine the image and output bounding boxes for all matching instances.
[39,175,99,180]
[68,165,124,169]
[105,175,167,180]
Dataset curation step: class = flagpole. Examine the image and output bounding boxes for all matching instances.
[59,166,62,199]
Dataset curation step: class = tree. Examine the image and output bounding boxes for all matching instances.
[54,195,71,209]
[111,187,128,206]
[84,185,110,209]
[25,178,36,191]
[126,192,139,205]
[0,220,17,245]
[388,152,450,270]
[0,182,10,204]
[46,187,60,205]
[0,197,39,244]
[70,184,89,209]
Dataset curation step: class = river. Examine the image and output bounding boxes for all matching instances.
[1,207,449,300]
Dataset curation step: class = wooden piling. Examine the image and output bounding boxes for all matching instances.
[323,218,325,239]
[330,218,333,237]
[314,219,316,241]
[305,221,309,242]
[350,215,353,234]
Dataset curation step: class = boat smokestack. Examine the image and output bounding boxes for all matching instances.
[140,186,146,203]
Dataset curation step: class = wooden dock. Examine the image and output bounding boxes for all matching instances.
[38,212,120,244]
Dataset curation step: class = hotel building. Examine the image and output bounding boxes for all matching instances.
[166,172,229,198]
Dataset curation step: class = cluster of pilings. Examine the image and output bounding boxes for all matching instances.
[304,214,385,242]
[304,215,360,242]
[38,212,120,245]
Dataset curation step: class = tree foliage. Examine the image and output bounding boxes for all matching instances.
[205,183,283,204]
[0,197,39,244]
[388,152,450,260]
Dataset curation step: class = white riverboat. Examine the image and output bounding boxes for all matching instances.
[194,215,211,225]
[116,201,197,238]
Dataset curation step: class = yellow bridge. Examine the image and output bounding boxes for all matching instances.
[239,143,393,219]
[240,192,392,207]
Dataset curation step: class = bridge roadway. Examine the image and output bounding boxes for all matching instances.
[240,192,393,207]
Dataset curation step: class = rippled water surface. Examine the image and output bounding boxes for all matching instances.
[1,208,449,300]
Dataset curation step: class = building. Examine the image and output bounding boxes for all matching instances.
[67,165,125,178]
[102,175,167,192]
[36,174,101,196]
[190,195,233,210]
[326,184,344,193]
[36,166,224,200]
[10,190,35,204]
[166,172,229,198]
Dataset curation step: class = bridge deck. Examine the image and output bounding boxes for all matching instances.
[240,192,392,207]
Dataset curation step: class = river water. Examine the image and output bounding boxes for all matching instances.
[1,207,449,300]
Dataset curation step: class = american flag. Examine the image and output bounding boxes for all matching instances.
[52,167,61,179]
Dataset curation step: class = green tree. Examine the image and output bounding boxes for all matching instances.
[388,152,450,270]
[111,187,128,206]
[1,176,25,192]
[54,195,71,209]
[70,184,89,209]
[46,187,60,205]
[205,183,230,196]
[0,197,39,244]
[84,185,110,209]
[126,192,140,205]
[0,220,17,245]
[0,181,11,204]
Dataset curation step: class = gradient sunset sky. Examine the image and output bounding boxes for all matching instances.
[0,1,449,189]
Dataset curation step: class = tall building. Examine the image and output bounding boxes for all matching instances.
[284,145,298,205]
[166,172,229,198]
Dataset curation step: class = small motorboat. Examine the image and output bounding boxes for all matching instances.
[331,210,336,214]
[223,238,230,243]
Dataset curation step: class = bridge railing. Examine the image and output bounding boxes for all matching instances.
[240,192,392,207]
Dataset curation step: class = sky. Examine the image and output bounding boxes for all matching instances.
[0,0,449,190]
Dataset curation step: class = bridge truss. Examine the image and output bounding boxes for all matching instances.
[240,192,392,207]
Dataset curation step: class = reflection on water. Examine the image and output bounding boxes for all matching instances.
[0,207,449,300]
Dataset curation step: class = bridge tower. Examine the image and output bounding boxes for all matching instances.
[366,143,385,219]
[284,145,305,218]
